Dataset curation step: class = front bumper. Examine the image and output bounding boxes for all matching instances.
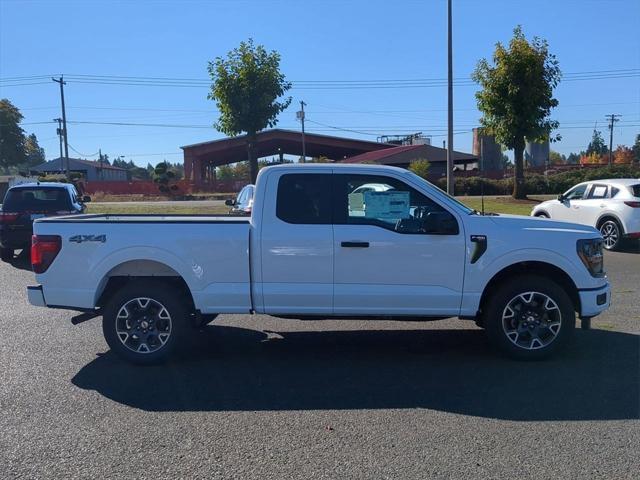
[27,285,46,307]
[578,282,611,318]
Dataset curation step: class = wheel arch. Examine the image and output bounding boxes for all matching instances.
[95,260,195,312]
[596,213,625,234]
[478,261,581,321]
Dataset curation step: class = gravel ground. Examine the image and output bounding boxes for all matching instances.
[0,246,638,479]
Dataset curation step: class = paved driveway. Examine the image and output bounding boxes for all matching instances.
[1,247,638,479]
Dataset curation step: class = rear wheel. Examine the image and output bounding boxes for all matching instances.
[102,280,190,365]
[484,275,575,360]
[1,248,13,262]
[534,212,549,218]
[598,219,622,251]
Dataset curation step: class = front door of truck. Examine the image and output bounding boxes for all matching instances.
[331,173,466,316]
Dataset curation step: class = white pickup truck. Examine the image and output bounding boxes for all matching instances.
[28,164,610,364]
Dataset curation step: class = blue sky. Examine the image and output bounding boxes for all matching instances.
[1,0,639,166]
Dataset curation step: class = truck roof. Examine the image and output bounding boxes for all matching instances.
[261,162,410,174]
[10,182,72,189]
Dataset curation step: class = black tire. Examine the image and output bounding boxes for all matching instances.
[534,212,549,218]
[483,275,575,360]
[1,248,13,262]
[102,280,190,365]
[598,218,622,251]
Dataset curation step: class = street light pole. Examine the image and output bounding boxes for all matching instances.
[446,0,454,195]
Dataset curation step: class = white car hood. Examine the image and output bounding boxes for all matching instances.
[488,214,600,237]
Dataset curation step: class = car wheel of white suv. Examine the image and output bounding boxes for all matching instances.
[598,219,622,251]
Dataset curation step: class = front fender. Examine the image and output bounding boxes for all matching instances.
[460,247,599,317]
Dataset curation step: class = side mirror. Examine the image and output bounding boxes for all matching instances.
[557,194,565,202]
[82,195,92,203]
[225,199,235,206]
[422,211,459,235]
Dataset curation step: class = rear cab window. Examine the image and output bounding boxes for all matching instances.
[2,187,72,212]
[276,174,332,224]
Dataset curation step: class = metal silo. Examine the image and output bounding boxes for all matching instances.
[524,140,550,167]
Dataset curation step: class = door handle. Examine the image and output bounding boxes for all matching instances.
[341,241,369,248]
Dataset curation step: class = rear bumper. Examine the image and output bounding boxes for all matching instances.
[27,285,46,307]
[0,228,32,249]
[578,282,611,318]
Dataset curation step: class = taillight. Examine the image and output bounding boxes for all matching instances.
[31,235,62,274]
[623,201,640,208]
[0,212,19,224]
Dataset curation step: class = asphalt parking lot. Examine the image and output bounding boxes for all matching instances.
[1,247,638,479]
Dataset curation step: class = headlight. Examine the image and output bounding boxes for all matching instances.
[577,238,605,278]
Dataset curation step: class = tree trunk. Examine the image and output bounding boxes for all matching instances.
[513,141,526,199]
[247,131,258,183]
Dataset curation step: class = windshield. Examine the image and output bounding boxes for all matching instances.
[3,187,72,212]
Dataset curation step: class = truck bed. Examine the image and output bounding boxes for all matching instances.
[33,214,252,313]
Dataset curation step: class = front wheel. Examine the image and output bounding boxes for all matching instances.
[102,280,189,365]
[1,248,13,262]
[484,275,575,360]
[534,212,549,218]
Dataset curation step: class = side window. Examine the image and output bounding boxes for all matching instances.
[610,186,620,198]
[333,174,452,234]
[586,184,609,199]
[564,184,587,200]
[276,174,332,224]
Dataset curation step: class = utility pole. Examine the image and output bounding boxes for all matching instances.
[54,118,63,161]
[52,76,70,177]
[446,0,454,195]
[98,148,103,180]
[297,101,307,163]
[605,114,620,166]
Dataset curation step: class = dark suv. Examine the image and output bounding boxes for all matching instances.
[0,183,90,261]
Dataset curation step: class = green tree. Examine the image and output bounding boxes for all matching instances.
[207,39,292,183]
[23,134,45,167]
[631,133,640,164]
[566,152,580,164]
[472,26,561,199]
[0,99,26,173]
[153,161,179,195]
[549,150,565,165]
[586,129,607,156]
[408,158,431,179]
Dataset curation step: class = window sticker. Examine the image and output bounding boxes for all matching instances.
[363,191,410,219]
[592,186,607,198]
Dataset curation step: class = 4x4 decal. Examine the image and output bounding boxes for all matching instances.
[69,234,106,244]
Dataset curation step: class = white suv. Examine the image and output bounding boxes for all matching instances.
[531,178,640,250]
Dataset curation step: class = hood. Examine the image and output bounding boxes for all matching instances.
[488,214,600,236]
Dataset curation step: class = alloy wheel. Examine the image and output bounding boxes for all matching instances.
[599,221,619,250]
[502,291,562,350]
[115,297,172,354]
